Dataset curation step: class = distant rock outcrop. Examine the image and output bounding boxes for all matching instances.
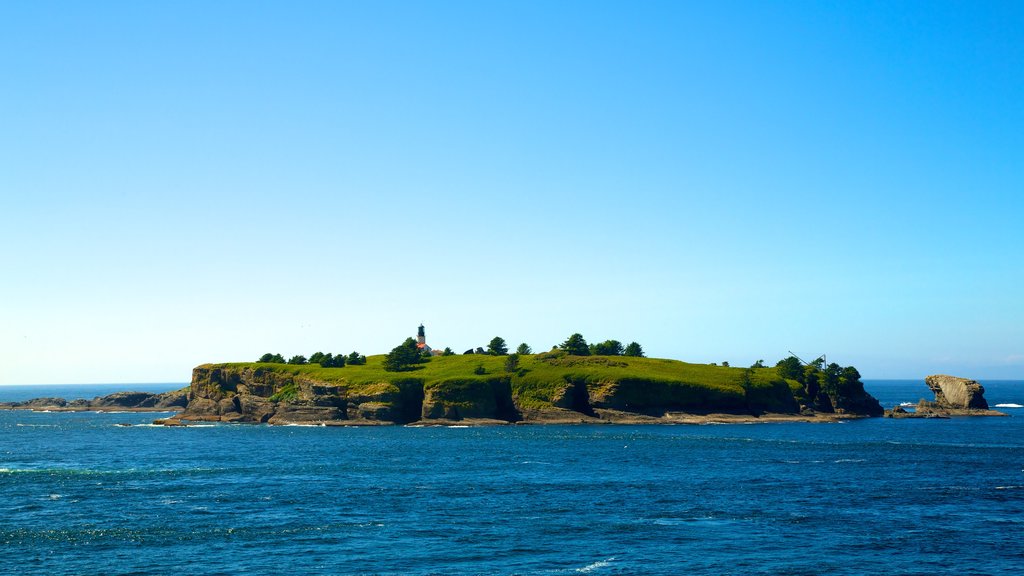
[924,375,989,410]
[885,375,1005,418]
[0,389,188,411]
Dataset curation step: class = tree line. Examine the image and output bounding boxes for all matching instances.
[557,333,644,357]
[774,355,864,399]
[257,351,367,367]
[458,335,644,358]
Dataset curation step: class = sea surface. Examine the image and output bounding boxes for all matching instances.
[1,380,1022,575]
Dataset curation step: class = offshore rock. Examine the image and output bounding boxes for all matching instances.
[924,375,989,410]
[885,376,1005,418]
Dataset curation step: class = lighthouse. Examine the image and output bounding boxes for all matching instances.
[416,324,430,353]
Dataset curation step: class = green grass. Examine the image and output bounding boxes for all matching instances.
[198,354,796,412]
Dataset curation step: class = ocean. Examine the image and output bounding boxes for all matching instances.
[1,380,1022,575]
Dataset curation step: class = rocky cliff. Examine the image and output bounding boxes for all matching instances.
[171,354,885,425]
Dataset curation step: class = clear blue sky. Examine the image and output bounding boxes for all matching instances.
[2,0,1022,384]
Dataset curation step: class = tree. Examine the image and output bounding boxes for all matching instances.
[623,342,644,357]
[320,353,345,368]
[271,353,286,363]
[442,347,455,356]
[803,365,821,398]
[721,361,730,367]
[258,353,275,363]
[751,359,765,369]
[822,362,842,395]
[384,338,421,372]
[288,355,308,365]
[308,351,326,365]
[775,356,804,382]
[475,347,486,355]
[591,340,624,356]
[560,333,590,356]
[504,353,520,373]
[463,349,475,355]
[487,336,508,356]
[347,351,366,365]
[516,343,532,355]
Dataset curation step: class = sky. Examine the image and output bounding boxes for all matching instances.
[1,0,1022,384]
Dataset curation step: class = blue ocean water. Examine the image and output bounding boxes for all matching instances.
[1,380,1022,575]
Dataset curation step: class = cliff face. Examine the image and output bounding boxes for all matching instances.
[176,356,884,425]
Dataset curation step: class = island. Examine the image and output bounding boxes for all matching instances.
[155,349,882,426]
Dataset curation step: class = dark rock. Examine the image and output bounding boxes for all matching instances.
[19,397,67,408]
[89,391,157,408]
[153,390,188,409]
[267,405,341,424]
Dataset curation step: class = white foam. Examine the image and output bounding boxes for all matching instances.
[16,423,57,427]
[48,494,62,500]
[899,402,915,407]
[577,557,615,573]
[995,403,1023,408]
[834,459,866,463]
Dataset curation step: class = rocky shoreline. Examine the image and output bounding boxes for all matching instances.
[0,390,188,413]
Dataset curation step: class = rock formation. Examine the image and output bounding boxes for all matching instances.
[0,389,188,411]
[885,375,1005,418]
[924,375,990,410]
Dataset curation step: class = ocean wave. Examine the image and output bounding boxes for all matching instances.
[995,403,1023,408]
[899,402,915,407]
[995,485,1024,490]
[16,423,57,427]
[576,557,615,573]
[834,459,866,463]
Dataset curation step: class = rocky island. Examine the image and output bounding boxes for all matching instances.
[160,351,883,426]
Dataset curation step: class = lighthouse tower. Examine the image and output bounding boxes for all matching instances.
[416,324,429,352]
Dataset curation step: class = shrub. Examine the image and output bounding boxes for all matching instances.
[504,354,520,373]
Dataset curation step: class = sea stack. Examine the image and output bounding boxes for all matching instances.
[924,375,990,410]
[887,374,1007,417]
